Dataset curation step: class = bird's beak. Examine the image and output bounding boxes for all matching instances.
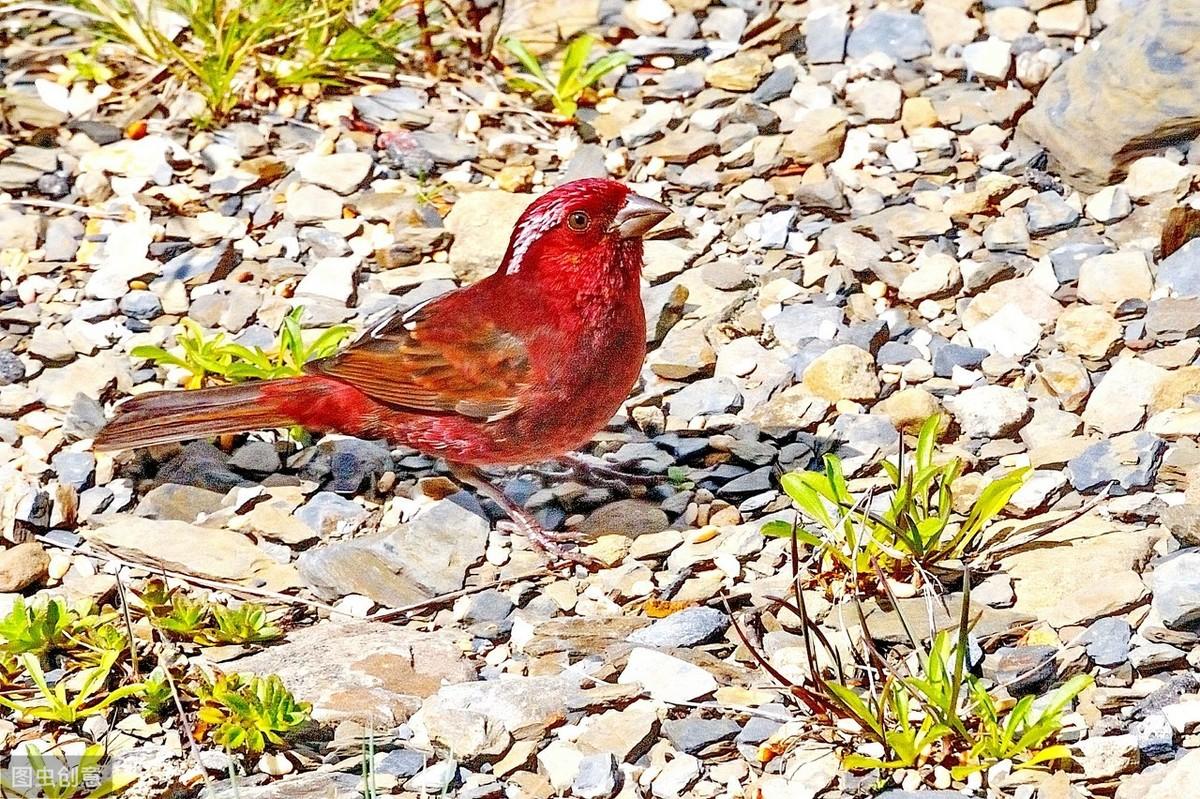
[610,194,671,239]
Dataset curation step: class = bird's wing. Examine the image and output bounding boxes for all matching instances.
[303,297,532,420]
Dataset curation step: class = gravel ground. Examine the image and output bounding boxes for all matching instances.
[2,0,1200,796]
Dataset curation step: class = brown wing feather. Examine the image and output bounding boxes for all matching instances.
[304,301,531,419]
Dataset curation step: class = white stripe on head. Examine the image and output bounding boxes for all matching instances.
[505,198,568,274]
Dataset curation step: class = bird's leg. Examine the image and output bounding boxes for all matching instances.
[448,463,600,569]
[557,453,666,488]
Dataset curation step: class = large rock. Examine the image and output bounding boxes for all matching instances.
[1002,512,1155,628]
[444,190,533,280]
[84,515,300,590]
[230,622,475,726]
[1018,0,1200,192]
[298,499,489,607]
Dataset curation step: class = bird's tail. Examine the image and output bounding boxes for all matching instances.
[93,378,308,451]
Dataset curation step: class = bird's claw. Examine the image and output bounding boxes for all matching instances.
[497,518,602,570]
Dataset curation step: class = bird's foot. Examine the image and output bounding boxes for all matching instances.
[497,517,601,570]
[450,463,601,570]
[553,454,666,490]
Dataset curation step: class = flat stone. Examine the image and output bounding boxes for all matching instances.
[1151,550,1200,629]
[627,607,729,648]
[846,10,930,61]
[298,499,489,607]
[618,648,718,703]
[1078,250,1154,306]
[1003,512,1154,628]
[84,515,299,588]
[295,151,372,194]
[1067,432,1165,494]
[230,622,475,726]
[1080,616,1132,666]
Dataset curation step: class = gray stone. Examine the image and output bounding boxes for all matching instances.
[376,749,425,778]
[1145,298,1200,341]
[119,290,162,320]
[752,65,796,104]
[1050,242,1111,283]
[846,10,931,61]
[228,441,281,473]
[805,6,849,64]
[1158,239,1200,297]
[1151,550,1200,629]
[1080,616,1132,666]
[1024,191,1080,234]
[663,717,741,754]
[627,607,729,648]
[932,343,988,377]
[666,377,741,418]
[1133,712,1175,759]
[295,492,368,536]
[572,753,620,799]
[0,351,25,386]
[1067,432,1165,495]
[51,451,94,491]
[982,645,1056,695]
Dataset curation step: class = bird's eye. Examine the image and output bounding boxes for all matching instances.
[567,211,590,231]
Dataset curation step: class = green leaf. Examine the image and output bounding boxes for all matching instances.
[502,37,547,82]
[578,49,631,88]
[558,32,595,92]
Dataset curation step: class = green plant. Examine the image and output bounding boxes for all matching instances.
[764,415,1029,582]
[501,33,630,119]
[833,628,1091,778]
[196,673,311,754]
[1,740,136,798]
[0,598,74,659]
[67,0,433,120]
[197,604,283,646]
[734,531,1087,785]
[132,306,354,389]
[0,652,144,724]
[151,594,212,639]
[140,667,174,721]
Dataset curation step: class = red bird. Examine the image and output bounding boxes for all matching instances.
[96,178,670,562]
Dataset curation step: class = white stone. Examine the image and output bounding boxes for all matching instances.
[1085,186,1132,222]
[618,648,717,703]
[962,38,1012,82]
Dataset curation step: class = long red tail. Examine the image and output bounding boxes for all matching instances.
[94,378,309,451]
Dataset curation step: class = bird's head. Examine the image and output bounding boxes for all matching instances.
[497,178,670,288]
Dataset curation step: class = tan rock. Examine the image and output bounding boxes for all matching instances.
[444,190,533,280]
[802,345,880,402]
[1077,250,1154,306]
[900,97,939,133]
[1018,0,1200,191]
[781,108,847,165]
[1150,366,1200,413]
[1082,356,1168,434]
[85,515,300,587]
[874,387,941,433]
[0,542,50,592]
[1054,305,1122,359]
[1002,512,1156,628]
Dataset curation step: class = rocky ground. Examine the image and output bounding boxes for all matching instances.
[3,0,1200,797]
